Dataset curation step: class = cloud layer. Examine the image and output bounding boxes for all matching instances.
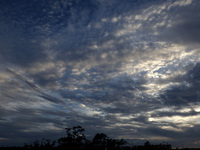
[0,0,200,147]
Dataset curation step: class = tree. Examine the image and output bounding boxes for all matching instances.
[92,133,108,144]
[40,138,56,149]
[107,139,127,150]
[58,125,86,150]
[144,141,151,146]
[92,133,127,150]
[92,133,108,150]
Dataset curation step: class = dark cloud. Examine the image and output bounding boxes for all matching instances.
[151,109,199,118]
[160,63,200,106]
[162,1,200,45]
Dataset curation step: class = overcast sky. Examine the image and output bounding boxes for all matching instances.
[1,0,200,147]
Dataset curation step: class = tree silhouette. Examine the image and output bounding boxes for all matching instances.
[107,138,127,150]
[91,133,128,150]
[92,133,108,150]
[58,125,86,150]
[0,125,174,150]
[40,138,56,149]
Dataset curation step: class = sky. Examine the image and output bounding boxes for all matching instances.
[0,0,200,148]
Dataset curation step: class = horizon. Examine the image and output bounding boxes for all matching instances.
[1,0,200,148]
[0,126,188,148]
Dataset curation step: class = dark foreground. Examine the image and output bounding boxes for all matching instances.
[0,143,172,150]
[0,126,198,150]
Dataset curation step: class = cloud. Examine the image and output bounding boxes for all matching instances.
[156,0,200,46]
[159,63,200,106]
[1,0,200,147]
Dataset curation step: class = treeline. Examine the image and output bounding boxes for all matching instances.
[0,126,172,150]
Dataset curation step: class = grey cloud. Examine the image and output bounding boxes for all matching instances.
[152,109,199,118]
[0,67,79,119]
[0,0,47,66]
[137,126,177,138]
[157,0,200,45]
[0,102,79,146]
[4,67,61,103]
[38,0,163,68]
[59,72,149,115]
[0,35,45,67]
[30,74,57,88]
[160,63,200,106]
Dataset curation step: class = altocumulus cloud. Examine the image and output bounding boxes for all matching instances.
[0,0,200,147]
